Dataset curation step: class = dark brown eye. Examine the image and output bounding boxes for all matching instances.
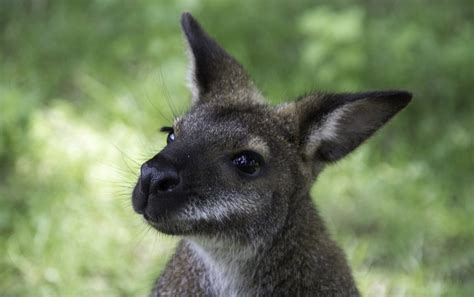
[160,127,175,144]
[167,132,175,144]
[232,151,264,175]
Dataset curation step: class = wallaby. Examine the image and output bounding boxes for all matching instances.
[131,12,411,297]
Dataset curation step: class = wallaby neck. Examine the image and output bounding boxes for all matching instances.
[187,236,259,297]
[186,193,323,296]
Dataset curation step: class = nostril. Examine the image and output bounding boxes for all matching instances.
[156,176,180,192]
[142,158,181,194]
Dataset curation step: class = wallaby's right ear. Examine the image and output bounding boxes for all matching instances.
[291,91,412,162]
[181,13,263,105]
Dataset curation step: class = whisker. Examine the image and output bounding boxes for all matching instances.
[157,69,179,120]
[143,86,175,124]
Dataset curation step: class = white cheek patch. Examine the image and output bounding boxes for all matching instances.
[175,191,261,225]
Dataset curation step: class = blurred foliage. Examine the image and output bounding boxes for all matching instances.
[0,0,473,296]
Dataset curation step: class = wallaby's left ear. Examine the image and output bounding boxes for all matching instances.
[295,91,412,162]
[181,13,263,105]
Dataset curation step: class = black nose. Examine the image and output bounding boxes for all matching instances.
[141,161,180,195]
[132,156,181,214]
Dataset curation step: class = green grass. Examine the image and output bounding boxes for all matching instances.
[0,102,176,296]
[1,0,472,296]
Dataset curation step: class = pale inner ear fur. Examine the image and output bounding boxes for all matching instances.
[184,41,200,103]
[304,104,352,158]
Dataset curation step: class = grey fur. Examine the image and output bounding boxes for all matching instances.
[132,12,412,297]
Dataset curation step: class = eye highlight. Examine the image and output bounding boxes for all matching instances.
[232,151,264,176]
[160,126,175,144]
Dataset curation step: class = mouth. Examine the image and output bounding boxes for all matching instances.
[143,212,153,222]
[143,213,161,228]
[135,192,205,235]
[142,207,195,235]
[142,208,169,223]
[134,190,190,216]
[141,196,189,229]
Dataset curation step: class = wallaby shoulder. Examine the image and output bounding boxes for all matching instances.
[248,194,359,297]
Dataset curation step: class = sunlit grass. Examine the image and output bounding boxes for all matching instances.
[314,141,473,297]
[1,1,473,296]
[1,102,179,296]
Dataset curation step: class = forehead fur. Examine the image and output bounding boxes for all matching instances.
[175,102,294,151]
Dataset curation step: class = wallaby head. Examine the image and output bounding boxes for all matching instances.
[132,12,411,249]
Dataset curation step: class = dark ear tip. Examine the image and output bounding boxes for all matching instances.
[181,12,199,35]
[398,90,413,101]
[394,90,412,107]
[181,12,193,26]
[379,90,412,108]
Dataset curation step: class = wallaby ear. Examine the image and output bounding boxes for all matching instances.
[295,91,412,162]
[180,13,263,105]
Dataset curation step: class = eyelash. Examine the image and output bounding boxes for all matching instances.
[160,126,174,133]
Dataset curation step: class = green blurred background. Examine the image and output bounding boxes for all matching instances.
[1,0,473,296]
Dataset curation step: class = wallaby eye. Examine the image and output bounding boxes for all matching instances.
[232,151,264,176]
[167,132,175,144]
[160,127,175,144]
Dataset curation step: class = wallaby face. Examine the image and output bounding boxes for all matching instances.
[135,102,298,241]
[132,12,411,296]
